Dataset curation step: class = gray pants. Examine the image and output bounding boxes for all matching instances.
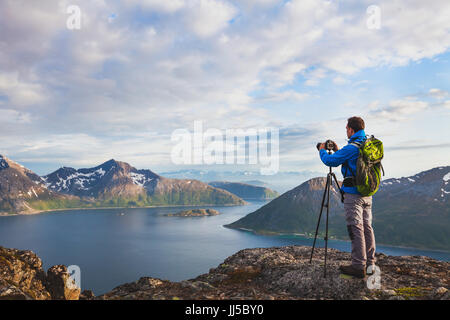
[343,193,376,270]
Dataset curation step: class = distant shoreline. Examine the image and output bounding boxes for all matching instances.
[0,202,248,217]
[224,226,450,254]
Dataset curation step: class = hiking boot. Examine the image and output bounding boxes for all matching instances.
[339,264,366,278]
[366,264,377,275]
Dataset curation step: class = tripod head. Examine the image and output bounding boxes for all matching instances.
[316,140,337,152]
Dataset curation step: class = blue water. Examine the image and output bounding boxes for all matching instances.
[0,200,448,295]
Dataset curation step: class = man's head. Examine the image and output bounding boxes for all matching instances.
[346,116,365,139]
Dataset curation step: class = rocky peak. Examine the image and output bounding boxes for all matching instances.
[287,177,340,195]
[98,159,122,172]
[42,159,161,196]
[281,176,342,208]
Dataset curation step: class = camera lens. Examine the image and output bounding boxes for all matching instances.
[325,140,334,151]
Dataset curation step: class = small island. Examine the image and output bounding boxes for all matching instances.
[165,208,220,217]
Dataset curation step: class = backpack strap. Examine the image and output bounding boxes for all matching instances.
[344,162,355,176]
[349,141,362,148]
[343,141,361,178]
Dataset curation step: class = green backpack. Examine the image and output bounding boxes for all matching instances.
[348,135,384,196]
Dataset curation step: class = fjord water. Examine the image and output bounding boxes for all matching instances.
[0,200,448,295]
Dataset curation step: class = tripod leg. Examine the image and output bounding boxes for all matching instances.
[324,173,331,278]
[309,177,330,263]
[331,172,344,203]
[331,173,342,197]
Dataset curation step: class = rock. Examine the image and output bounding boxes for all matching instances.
[80,290,95,300]
[435,287,448,295]
[46,265,80,300]
[135,277,165,291]
[383,289,397,296]
[0,283,30,300]
[165,209,220,217]
[180,280,213,291]
[0,246,50,300]
[0,246,84,300]
[440,292,450,300]
[389,295,405,300]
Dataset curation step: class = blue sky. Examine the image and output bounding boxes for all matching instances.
[0,0,449,179]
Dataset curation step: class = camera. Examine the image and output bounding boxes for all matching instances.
[316,139,336,151]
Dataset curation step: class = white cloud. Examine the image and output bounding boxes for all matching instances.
[135,0,186,13]
[0,72,46,107]
[368,96,432,123]
[0,109,32,124]
[257,90,309,102]
[261,62,306,88]
[429,88,449,100]
[1,0,450,172]
[304,68,327,86]
[367,100,380,111]
[183,0,237,38]
[333,76,348,85]
[442,100,450,109]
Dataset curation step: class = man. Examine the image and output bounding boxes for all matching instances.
[318,116,376,278]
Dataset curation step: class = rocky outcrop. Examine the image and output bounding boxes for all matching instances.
[97,246,449,300]
[165,209,220,217]
[1,245,448,300]
[0,246,80,300]
[0,247,50,300]
[46,265,80,300]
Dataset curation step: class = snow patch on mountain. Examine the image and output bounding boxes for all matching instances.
[130,172,152,187]
[51,168,107,192]
[443,172,450,182]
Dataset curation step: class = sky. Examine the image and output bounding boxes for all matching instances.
[0,0,449,179]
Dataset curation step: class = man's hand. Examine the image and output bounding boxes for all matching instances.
[331,141,339,152]
[318,141,338,152]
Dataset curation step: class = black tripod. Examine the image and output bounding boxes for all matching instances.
[309,162,343,278]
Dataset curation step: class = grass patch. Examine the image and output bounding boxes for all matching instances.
[394,287,429,299]
[222,267,262,285]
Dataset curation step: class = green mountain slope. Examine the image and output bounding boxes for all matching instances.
[208,181,279,200]
[225,167,450,251]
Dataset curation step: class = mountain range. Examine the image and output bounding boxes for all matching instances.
[160,169,321,193]
[225,166,450,251]
[0,155,80,214]
[0,155,246,215]
[2,154,449,250]
[208,181,279,200]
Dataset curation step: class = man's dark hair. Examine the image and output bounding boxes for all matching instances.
[347,116,365,132]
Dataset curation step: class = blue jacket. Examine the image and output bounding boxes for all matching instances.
[319,129,367,194]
